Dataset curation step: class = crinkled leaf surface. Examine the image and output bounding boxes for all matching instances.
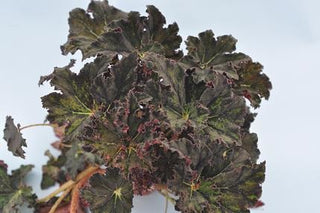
[232,61,272,108]
[168,135,215,177]
[82,5,182,59]
[183,30,271,108]
[91,53,138,106]
[81,91,161,172]
[40,55,118,142]
[176,159,265,213]
[157,134,264,212]
[129,167,154,195]
[40,60,95,140]
[102,90,165,143]
[196,74,248,145]
[81,167,133,213]
[201,143,253,180]
[143,5,182,59]
[241,133,260,163]
[142,53,248,145]
[0,163,36,213]
[3,116,27,158]
[33,2,270,213]
[183,30,250,79]
[143,139,190,185]
[61,0,127,59]
[81,120,120,162]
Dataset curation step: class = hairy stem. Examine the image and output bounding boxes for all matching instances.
[48,187,72,213]
[37,180,75,203]
[37,165,102,203]
[75,165,101,181]
[71,167,105,213]
[70,186,80,213]
[164,189,169,213]
[19,123,54,131]
[158,189,176,206]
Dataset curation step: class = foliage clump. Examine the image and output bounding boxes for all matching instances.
[2,1,271,212]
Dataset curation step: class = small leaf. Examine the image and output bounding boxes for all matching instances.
[0,162,36,213]
[241,132,260,163]
[233,61,272,108]
[81,167,133,213]
[3,116,27,158]
[1,186,36,213]
[10,165,34,189]
[65,142,100,179]
[40,150,66,189]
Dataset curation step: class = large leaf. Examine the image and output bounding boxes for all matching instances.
[87,5,182,59]
[142,53,248,145]
[40,60,95,140]
[141,53,207,133]
[173,141,263,212]
[0,163,37,213]
[183,30,271,108]
[81,167,133,213]
[176,164,265,213]
[3,116,27,158]
[40,55,116,141]
[199,74,248,145]
[61,0,127,59]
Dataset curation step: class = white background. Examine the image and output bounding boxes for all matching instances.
[0,0,319,212]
